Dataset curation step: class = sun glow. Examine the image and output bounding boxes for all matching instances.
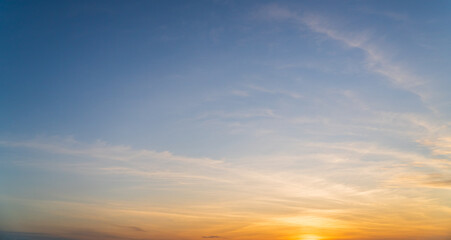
[300,234,322,240]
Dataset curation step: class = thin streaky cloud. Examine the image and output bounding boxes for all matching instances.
[0,138,223,166]
[258,5,431,102]
[247,84,303,99]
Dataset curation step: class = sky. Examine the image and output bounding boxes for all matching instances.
[1,0,451,240]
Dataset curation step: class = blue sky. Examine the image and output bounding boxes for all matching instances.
[1,1,451,240]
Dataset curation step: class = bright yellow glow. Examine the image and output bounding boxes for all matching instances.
[300,234,322,240]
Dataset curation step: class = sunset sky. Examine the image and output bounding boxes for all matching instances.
[1,1,451,240]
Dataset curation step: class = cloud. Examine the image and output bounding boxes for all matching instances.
[0,137,233,187]
[254,4,295,21]
[393,173,451,189]
[196,109,277,121]
[0,137,222,166]
[422,178,451,188]
[0,137,385,204]
[112,224,146,232]
[256,4,430,103]
[202,236,222,239]
[231,90,249,97]
[248,85,303,99]
[421,137,451,157]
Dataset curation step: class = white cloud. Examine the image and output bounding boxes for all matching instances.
[258,5,431,103]
[248,85,303,99]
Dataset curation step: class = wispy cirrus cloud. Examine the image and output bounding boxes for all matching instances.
[0,137,222,166]
[257,4,430,102]
[196,108,277,121]
[393,173,451,189]
[247,84,303,99]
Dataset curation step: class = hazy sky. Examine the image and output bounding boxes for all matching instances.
[1,1,451,240]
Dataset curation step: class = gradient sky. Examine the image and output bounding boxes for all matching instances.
[1,1,451,240]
